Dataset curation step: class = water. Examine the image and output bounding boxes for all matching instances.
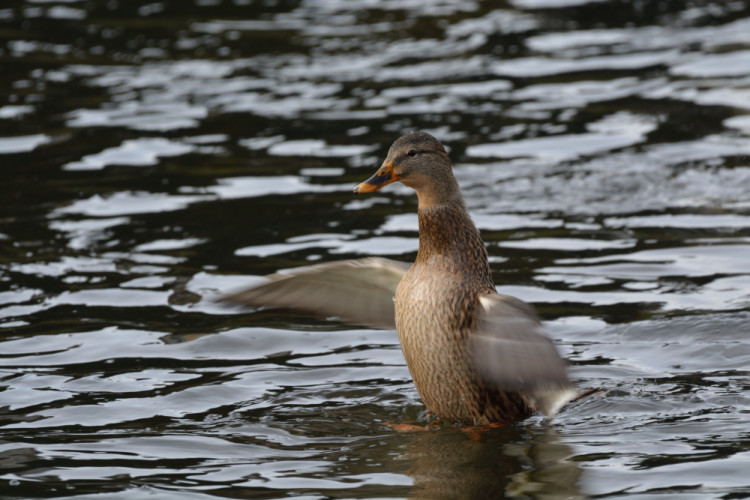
[2,0,750,497]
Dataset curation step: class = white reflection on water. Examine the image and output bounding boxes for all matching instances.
[66,101,208,132]
[236,234,354,258]
[236,234,418,257]
[510,0,609,8]
[63,138,196,170]
[604,213,750,228]
[670,50,750,78]
[134,238,207,252]
[491,50,681,78]
[52,191,209,217]
[552,244,750,277]
[645,83,750,110]
[512,77,663,111]
[267,140,375,157]
[0,104,34,119]
[0,133,51,154]
[724,115,750,133]
[498,237,636,251]
[467,112,656,161]
[49,217,130,250]
[191,176,346,200]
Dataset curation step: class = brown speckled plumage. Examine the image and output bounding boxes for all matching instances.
[396,194,533,423]
[224,131,575,425]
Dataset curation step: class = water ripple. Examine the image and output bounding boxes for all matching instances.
[2,0,750,497]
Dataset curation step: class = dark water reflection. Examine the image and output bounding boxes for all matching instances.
[2,0,750,498]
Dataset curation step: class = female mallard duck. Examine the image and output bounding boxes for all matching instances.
[225,131,576,424]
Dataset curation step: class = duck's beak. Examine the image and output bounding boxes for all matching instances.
[353,161,399,194]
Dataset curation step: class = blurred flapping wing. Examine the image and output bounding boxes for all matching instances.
[472,294,576,417]
[222,257,410,329]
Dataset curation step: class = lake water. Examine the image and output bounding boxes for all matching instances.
[2,0,750,498]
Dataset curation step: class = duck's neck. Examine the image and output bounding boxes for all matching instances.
[415,197,494,284]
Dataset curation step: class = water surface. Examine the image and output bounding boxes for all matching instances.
[2,0,750,498]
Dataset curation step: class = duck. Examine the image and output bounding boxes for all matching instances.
[224,131,576,424]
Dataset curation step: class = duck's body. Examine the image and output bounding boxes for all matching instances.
[396,199,532,421]
[225,131,574,424]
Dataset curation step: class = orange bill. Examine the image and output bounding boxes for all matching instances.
[353,161,398,194]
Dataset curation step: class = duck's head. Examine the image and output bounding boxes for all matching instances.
[353,131,460,208]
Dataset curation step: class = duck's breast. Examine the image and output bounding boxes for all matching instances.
[394,262,484,419]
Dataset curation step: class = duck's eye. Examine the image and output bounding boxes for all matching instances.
[407,150,417,157]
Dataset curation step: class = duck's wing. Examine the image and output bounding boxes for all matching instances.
[471,294,577,417]
[221,257,410,329]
